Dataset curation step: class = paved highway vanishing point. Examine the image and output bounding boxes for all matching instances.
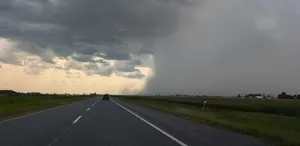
[0,97,265,146]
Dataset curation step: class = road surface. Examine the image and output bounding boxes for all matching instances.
[0,97,265,146]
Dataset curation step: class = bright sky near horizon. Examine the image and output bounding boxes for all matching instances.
[0,38,151,94]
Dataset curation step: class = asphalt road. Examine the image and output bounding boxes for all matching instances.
[0,97,265,146]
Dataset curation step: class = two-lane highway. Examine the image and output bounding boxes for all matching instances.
[50,99,184,146]
[0,97,265,146]
[0,97,185,146]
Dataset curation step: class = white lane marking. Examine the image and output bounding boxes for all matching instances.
[111,100,188,146]
[86,108,90,111]
[92,104,95,106]
[72,116,82,124]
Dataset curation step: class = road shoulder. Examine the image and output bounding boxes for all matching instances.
[114,99,265,146]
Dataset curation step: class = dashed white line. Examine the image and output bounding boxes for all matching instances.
[72,116,82,124]
[92,104,95,106]
[111,99,188,146]
[86,108,90,111]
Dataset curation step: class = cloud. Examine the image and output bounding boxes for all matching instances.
[0,62,147,94]
[115,70,146,79]
[85,63,114,76]
[128,60,142,66]
[23,62,49,75]
[0,38,16,63]
[86,68,114,76]
[57,58,146,77]
[144,0,300,95]
[0,0,184,81]
[24,67,44,75]
[71,54,92,62]
[96,59,111,66]
[65,70,81,78]
[114,60,139,72]
[3,0,300,95]
[0,0,188,62]
[82,60,146,77]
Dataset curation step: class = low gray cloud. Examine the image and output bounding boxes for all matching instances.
[126,72,146,79]
[114,61,139,72]
[82,60,146,78]
[61,59,145,78]
[83,62,114,76]
[71,54,93,63]
[97,60,111,66]
[115,70,146,79]
[128,60,142,66]
[85,67,114,77]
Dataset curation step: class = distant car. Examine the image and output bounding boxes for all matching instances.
[103,94,110,100]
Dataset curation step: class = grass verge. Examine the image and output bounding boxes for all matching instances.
[0,95,92,118]
[117,96,300,145]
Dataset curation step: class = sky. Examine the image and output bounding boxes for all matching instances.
[1,0,300,95]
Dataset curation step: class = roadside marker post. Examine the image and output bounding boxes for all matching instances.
[201,101,207,112]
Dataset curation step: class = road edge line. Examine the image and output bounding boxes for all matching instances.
[111,99,188,146]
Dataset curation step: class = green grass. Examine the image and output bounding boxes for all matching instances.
[0,95,92,117]
[139,96,300,117]
[117,96,300,145]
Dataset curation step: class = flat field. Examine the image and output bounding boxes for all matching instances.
[0,95,92,117]
[117,96,300,145]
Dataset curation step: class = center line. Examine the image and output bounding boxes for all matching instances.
[86,108,90,111]
[72,116,82,124]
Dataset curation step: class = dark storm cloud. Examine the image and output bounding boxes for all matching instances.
[0,0,11,10]
[0,0,191,79]
[90,59,111,66]
[95,52,131,61]
[8,0,300,95]
[71,54,92,62]
[128,60,142,66]
[0,0,187,62]
[144,0,300,95]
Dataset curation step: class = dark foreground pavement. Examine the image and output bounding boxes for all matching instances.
[0,97,265,146]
